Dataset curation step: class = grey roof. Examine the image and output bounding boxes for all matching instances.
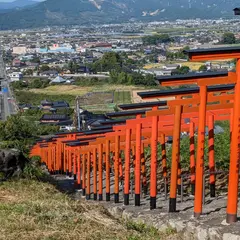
[185,46,240,54]
[41,70,58,74]
[40,114,70,121]
[51,76,66,83]
[41,100,69,108]
[52,101,69,108]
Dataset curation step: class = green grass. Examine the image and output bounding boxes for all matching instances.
[15,89,131,110]
[15,90,76,106]
[114,91,131,104]
[0,180,178,240]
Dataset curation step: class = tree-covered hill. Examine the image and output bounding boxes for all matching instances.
[0,0,238,29]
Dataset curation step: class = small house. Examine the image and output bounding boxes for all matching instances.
[9,72,23,82]
[40,100,69,112]
[40,70,58,77]
[18,103,34,112]
[162,64,180,71]
[40,114,72,126]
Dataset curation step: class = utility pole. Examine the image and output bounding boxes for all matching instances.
[76,96,81,131]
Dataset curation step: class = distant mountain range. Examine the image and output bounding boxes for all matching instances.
[0,0,42,10]
[0,0,238,29]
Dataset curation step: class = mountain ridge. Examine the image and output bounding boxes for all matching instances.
[0,0,238,30]
[0,0,39,9]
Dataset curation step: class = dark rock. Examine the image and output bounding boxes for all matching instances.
[0,149,27,180]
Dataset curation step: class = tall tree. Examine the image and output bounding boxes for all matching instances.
[142,34,172,45]
[222,32,236,44]
[172,66,190,75]
[93,52,122,72]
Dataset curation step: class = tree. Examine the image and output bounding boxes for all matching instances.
[92,52,122,73]
[31,57,40,64]
[29,78,43,89]
[221,32,236,44]
[0,115,59,155]
[11,81,27,90]
[172,66,190,75]
[40,64,50,72]
[142,34,172,45]
[24,69,33,76]
[109,70,119,83]
[117,72,128,84]
[166,46,189,61]
[144,74,157,86]
[199,65,208,72]
[0,115,35,142]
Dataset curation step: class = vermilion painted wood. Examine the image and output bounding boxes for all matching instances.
[226,59,240,223]
[98,143,103,201]
[124,128,131,205]
[190,122,195,195]
[31,79,235,221]
[208,114,215,197]
[194,85,208,218]
[169,105,183,212]
[190,53,240,61]
[150,115,158,209]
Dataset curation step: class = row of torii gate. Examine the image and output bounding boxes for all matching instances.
[31,46,240,224]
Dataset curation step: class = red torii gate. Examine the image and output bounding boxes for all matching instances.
[30,61,240,222]
[183,46,240,223]
[31,87,233,210]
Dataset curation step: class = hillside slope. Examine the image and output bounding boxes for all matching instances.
[0,179,177,239]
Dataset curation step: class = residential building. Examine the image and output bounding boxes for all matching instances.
[162,64,181,71]
[40,114,72,125]
[12,46,27,55]
[9,72,23,81]
[12,59,21,67]
[40,100,70,112]
[40,70,58,77]
[158,55,167,62]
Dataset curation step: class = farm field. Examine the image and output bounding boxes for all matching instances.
[114,91,132,104]
[28,84,147,96]
[143,62,203,71]
[14,84,145,113]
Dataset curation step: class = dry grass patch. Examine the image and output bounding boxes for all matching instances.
[29,85,147,96]
[143,62,203,71]
[0,180,177,240]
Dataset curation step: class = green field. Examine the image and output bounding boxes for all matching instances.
[15,91,76,106]
[114,91,132,104]
[15,90,132,113]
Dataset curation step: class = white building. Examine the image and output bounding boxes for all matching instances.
[158,55,167,62]
[9,72,23,81]
[12,46,27,55]
[162,64,181,71]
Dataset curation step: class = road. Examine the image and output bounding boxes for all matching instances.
[1,80,16,120]
[25,73,110,79]
[0,52,17,120]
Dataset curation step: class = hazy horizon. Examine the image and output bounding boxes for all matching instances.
[0,0,43,2]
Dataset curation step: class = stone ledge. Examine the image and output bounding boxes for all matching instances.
[106,205,240,240]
